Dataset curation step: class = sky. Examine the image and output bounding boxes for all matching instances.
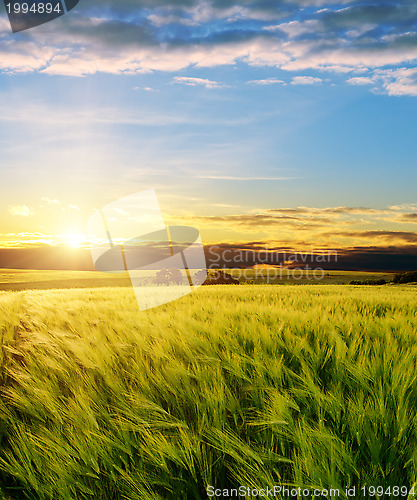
[0,0,417,269]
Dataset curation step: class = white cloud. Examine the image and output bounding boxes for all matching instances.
[247,77,285,85]
[291,76,323,85]
[173,76,224,88]
[382,68,417,97]
[134,86,159,92]
[281,44,417,74]
[269,20,321,38]
[389,203,417,211]
[8,205,34,217]
[346,76,375,86]
[190,3,281,24]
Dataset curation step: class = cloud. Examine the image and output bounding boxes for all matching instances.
[174,205,417,247]
[184,211,341,229]
[397,213,417,223]
[346,76,375,85]
[133,85,159,91]
[1,242,415,272]
[267,206,384,215]
[0,232,55,248]
[291,76,323,85]
[0,247,94,268]
[8,205,34,217]
[247,77,285,85]
[2,197,417,271]
[268,19,321,38]
[382,67,417,96]
[1,1,417,95]
[173,76,224,88]
[204,242,417,272]
[329,230,417,244]
[390,203,417,211]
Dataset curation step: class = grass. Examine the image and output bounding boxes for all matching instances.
[0,283,417,499]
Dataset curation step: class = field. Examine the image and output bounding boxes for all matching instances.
[1,274,417,499]
[228,269,395,285]
[0,270,132,292]
[0,269,397,291]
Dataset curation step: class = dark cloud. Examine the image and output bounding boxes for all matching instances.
[0,247,95,271]
[186,212,336,227]
[399,213,417,222]
[330,230,417,243]
[1,240,416,272]
[267,206,381,215]
[320,2,417,29]
[204,241,417,271]
[331,245,417,271]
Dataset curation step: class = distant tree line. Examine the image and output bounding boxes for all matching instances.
[349,279,387,286]
[151,269,240,286]
[149,268,417,286]
[392,271,417,284]
[198,270,240,285]
[349,271,417,286]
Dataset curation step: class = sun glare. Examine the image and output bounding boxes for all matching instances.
[65,233,86,248]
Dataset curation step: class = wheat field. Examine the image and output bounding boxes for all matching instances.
[1,284,417,499]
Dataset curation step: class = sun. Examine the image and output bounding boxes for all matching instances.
[65,233,86,248]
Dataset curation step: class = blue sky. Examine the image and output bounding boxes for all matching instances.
[0,0,417,255]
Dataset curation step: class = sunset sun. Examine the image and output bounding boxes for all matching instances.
[65,233,86,248]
